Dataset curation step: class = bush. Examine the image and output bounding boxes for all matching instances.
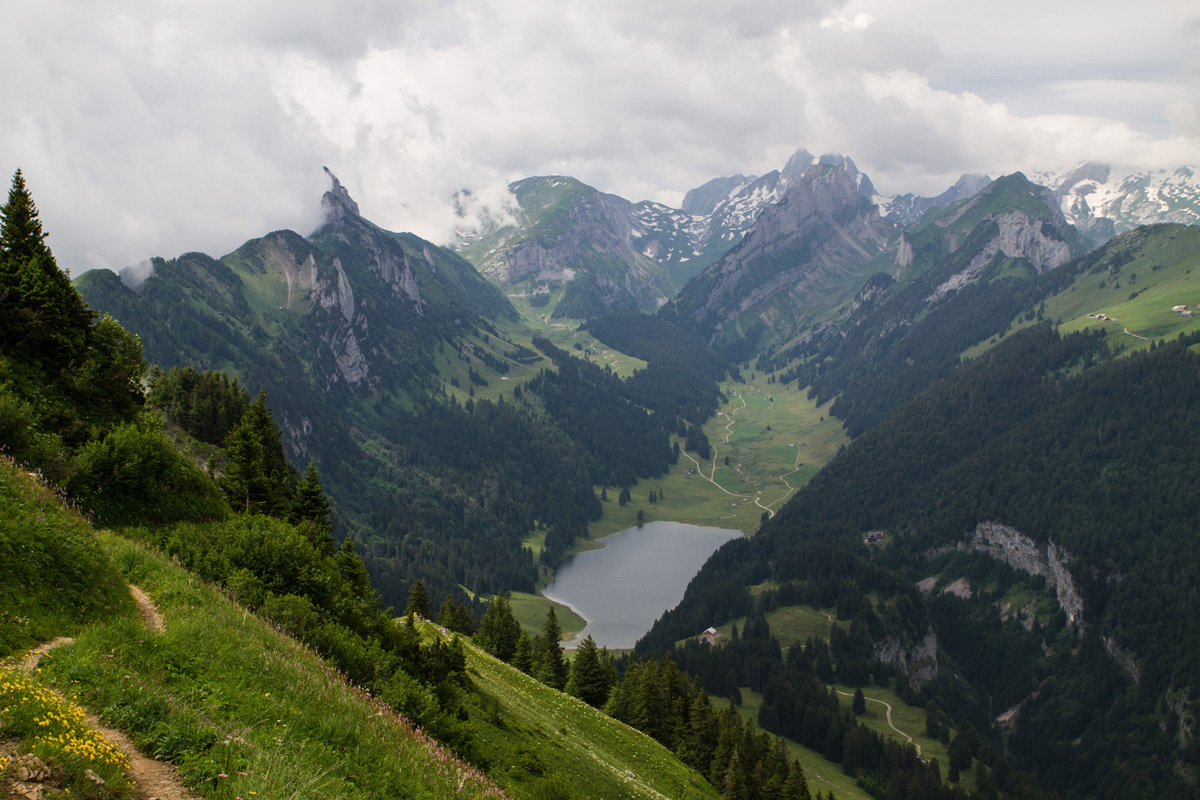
[68,420,226,526]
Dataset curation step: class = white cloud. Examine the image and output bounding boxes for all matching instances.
[820,13,876,32]
[1,0,1197,275]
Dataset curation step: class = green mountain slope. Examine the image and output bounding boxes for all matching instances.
[73,171,730,612]
[455,630,719,800]
[644,325,1200,799]
[457,176,676,319]
[761,181,1132,437]
[0,460,511,800]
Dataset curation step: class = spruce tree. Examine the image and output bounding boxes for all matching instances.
[722,747,748,800]
[781,759,812,800]
[0,170,52,268]
[512,630,533,674]
[565,635,611,707]
[335,535,373,598]
[290,460,335,555]
[0,170,91,369]
[439,594,458,630]
[474,592,521,661]
[222,391,294,515]
[438,594,474,634]
[533,607,568,690]
[405,579,431,618]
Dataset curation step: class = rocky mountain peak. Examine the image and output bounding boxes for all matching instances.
[779,148,816,185]
[321,166,361,222]
[681,174,757,216]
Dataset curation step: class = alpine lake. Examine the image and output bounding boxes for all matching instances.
[543,520,743,650]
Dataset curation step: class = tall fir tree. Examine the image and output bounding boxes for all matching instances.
[335,535,373,599]
[512,630,533,674]
[565,635,611,707]
[222,390,294,515]
[405,579,431,618]
[0,169,91,370]
[474,592,521,662]
[290,460,335,556]
[533,607,569,690]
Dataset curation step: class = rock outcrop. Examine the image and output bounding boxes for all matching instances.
[670,162,897,347]
[945,521,1085,627]
[875,628,939,689]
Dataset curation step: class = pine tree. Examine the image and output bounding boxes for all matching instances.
[0,170,52,268]
[781,759,812,800]
[533,607,568,690]
[566,635,611,707]
[290,460,335,556]
[222,391,294,515]
[335,535,372,598]
[474,592,521,661]
[722,747,748,800]
[405,579,431,618]
[512,630,533,673]
[439,594,474,635]
[439,594,458,629]
[852,688,866,714]
[0,170,91,369]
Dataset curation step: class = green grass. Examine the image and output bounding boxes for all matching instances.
[716,690,872,800]
[764,606,844,648]
[836,683,951,771]
[2,459,724,800]
[32,534,509,800]
[962,226,1200,361]
[587,371,849,539]
[453,626,718,800]
[0,456,132,657]
[507,592,587,642]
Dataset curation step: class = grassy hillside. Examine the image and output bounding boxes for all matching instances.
[1046,224,1200,350]
[2,456,732,800]
[451,626,719,800]
[0,462,511,800]
[0,455,132,657]
[587,371,849,538]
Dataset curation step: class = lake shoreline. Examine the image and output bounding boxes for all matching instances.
[542,520,743,650]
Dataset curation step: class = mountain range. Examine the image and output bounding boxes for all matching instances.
[52,145,1200,800]
[453,150,1198,353]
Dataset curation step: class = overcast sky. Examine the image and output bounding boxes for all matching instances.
[4,0,1199,276]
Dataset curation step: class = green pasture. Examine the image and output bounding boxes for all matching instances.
[716,689,872,800]
[587,370,849,539]
[507,591,588,642]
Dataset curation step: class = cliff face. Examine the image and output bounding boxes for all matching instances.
[458,176,675,318]
[926,211,1074,301]
[669,163,897,350]
[946,521,1085,627]
[78,169,513,458]
[875,629,939,689]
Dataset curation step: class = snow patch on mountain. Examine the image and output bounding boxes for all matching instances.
[1031,163,1200,240]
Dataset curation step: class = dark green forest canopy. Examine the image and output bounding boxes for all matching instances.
[643,324,1200,799]
[585,310,735,424]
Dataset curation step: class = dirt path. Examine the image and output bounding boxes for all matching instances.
[833,688,923,758]
[17,585,197,800]
[129,584,165,633]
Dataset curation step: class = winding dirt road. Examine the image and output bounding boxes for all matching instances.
[679,387,806,519]
[833,688,923,758]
